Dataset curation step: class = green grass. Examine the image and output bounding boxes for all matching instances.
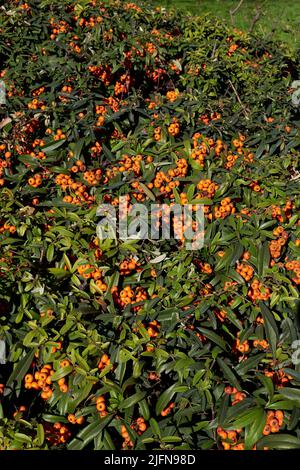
[151,0,300,49]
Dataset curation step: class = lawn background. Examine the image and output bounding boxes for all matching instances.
[151,0,300,49]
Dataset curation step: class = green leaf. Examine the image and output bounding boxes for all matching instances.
[155,384,178,416]
[36,424,45,446]
[257,241,270,278]
[72,382,94,408]
[244,408,265,450]
[268,400,296,410]
[46,244,55,263]
[172,187,181,205]
[217,358,241,390]
[279,387,300,404]
[48,268,71,279]
[119,391,146,410]
[14,433,32,445]
[67,415,113,450]
[259,302,278,358]
[149,418,161,438]
[235,353,265,376]
[257,373,274,400]
[42,414,69,424]
[228,407,263,431]
[43,139,66,153]
[197,327,227,351]
[138,182,156,201]
[139,399,150,421]
[6,349,36,395]
[215,243,243,272]
[218,394,230,426]
[257,434,300,450]
[161,436,182,443]
[50,365,73,381]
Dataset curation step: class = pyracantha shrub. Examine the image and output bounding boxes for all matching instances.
[0,0,300,450]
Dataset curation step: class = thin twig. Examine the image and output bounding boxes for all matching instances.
[230,0,244,24]
[228,79,249,119]
[211,39,218,59]
[249,5,262,33]
[290,172,300,181]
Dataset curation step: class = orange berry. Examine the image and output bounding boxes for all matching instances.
[96,402,106,412]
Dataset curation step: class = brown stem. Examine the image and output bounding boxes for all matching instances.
[249,6,262,33]
[228,79,249,119]
[230,0,244,24]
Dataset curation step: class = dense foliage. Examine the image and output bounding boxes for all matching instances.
[0,0,300,450]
